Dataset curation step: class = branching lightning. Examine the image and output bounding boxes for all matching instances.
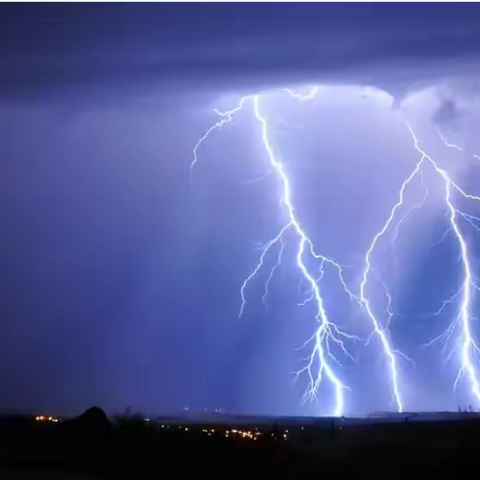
[436,126,464,152]
[284,86,319,102]
[437,126,480,163]
[359,153,425,412]
[239,221,292,319]
[262,237,285,309]
[192,97,250,172]
[191,85,480,415]
[192,92,362,416]
[407,123,480,402]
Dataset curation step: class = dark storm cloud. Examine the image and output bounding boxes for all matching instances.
[2,3,480,104]
[431,99,460,125]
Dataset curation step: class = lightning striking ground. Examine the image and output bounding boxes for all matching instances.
[359,154,425,412]
[253,95,365,415]
[192,86,480,414]
[407,123,480,402]
[192,92,363,416]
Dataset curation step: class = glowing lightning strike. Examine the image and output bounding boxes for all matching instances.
[193,93,359,416]
[252,95,358,416]
[359,154,425,413]
[191,86,480,415]
[436,126,464,152]
[391,171,429,251]
[357,120,480,411]
[436,126,480,163]
[390,171,430,282]
[407,123,480,403]
[239,222,292,318]
[191,97,250,172]
[262,237,285,308]
[284,86,319,102]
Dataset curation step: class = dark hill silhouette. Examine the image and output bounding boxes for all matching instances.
[77,406,109,426]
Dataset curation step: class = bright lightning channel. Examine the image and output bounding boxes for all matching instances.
[262,237,285,309]
[436,126,464,152]
[358,151,425,413]
[284,84,414,413]
[437,126,480,163]
[192,92,360,416]
[284,87,319,102]
[192,86,480,414]
[407,123,480,402]
[192,97,250,172]
[252,95,363,416]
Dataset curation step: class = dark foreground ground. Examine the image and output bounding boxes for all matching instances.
[1,410,479,479]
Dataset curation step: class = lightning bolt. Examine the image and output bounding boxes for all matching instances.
[262,237,285,309]
[191,97,250,172]
[192,92,361,416]
[390,170,430,283]
[437,126,480,163]
[390,171,429,252]
[192,86,480,415]
[239,221,292,319]
[407,123,480,402]
[284,87,319,102]
[436,126,464,152]
[359,153,426,412]
[253,95,367,416]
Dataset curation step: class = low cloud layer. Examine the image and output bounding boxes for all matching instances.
[2,4,480,105]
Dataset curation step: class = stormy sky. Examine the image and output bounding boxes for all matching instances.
[2,3,480,416]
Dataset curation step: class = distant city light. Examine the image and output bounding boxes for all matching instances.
[35,415,59,423]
